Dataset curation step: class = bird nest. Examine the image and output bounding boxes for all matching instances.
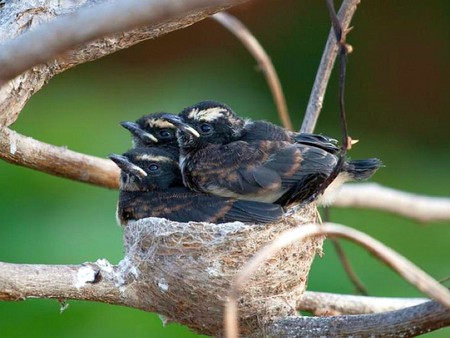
[118,203,322,336]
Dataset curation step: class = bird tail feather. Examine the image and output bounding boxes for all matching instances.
[343,158,383,181]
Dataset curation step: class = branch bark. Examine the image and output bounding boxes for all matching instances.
[0,127,119,188]
[298,291,426,316]
[267,300,450,338]
[300,0,360,133]
[0,260,122,304]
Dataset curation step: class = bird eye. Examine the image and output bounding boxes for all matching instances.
[200,123,212,134]
[148,164,159,171]
[158,129,173,139]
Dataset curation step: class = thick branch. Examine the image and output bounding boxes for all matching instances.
[334,183,450,223]
[0,260,122,305]
[1,260,446,338]
[267,300,450,337]
[0,0,244,84]
[0,127,119,188]
[0,0,247,127]
[299,291,426,315]
[300,0,360,133]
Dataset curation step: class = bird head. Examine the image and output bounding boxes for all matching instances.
[162,101,246,150]
[108,148,181,191]
[120,112,179,149]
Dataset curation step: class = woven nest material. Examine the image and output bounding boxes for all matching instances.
[119,203,323,336]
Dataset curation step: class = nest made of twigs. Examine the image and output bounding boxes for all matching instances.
[118,203,322,336]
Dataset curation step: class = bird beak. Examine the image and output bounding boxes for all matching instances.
[120,121,158,143]
[108,154,147,178]
[160,114,200,138]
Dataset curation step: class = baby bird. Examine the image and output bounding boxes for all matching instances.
[109,147,284,225]
[162,101,382,207]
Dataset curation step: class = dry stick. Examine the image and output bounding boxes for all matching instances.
[323,207,369,295]
[0,0,245,85]
[300,0,359,133]
[334,183,450,223]
[212,12,292,130]
[0,127,119,188]
[299,291,427,315]
[224,223,450,338]
[330,238,369,295]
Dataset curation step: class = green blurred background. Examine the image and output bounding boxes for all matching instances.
[1,1,449,337]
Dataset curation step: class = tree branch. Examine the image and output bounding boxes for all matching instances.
[267,300,450,338]
[299,291,427,315]
[1,260,444,337]
[0,260,122,304]
[0,0,244,84]
[300,0,360,133]
[212,12,292,130]
[334,183,450,223]
[0,127,119,188]
[0,0,247,127]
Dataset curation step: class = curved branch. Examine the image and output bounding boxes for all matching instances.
[299,291,427,315]
[0,0,244,84]
[267,300,450,338]
[0,127,119,188]
[334,183,450,223]
[300,0,360,133]
[212,12,292,130]
[225,223,450,337]
[0,0,247,127]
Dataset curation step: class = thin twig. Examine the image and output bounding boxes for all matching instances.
[0,0,245,84]
[309,0,351,201]
[300,0,360,133]
[224,223,450,338]
[323,208,369,295]
[212,12,292,130]
[0,127,119,188]
[299,291,426,315]
[334,183,450,223]
[330,239,369,295]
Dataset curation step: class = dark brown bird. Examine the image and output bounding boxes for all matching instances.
[120,112,180,157]
[108,147,284,225]
[162,101,382,206]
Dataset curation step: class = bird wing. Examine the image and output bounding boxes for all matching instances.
[186,140,339,205]
[274,146,338,206]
